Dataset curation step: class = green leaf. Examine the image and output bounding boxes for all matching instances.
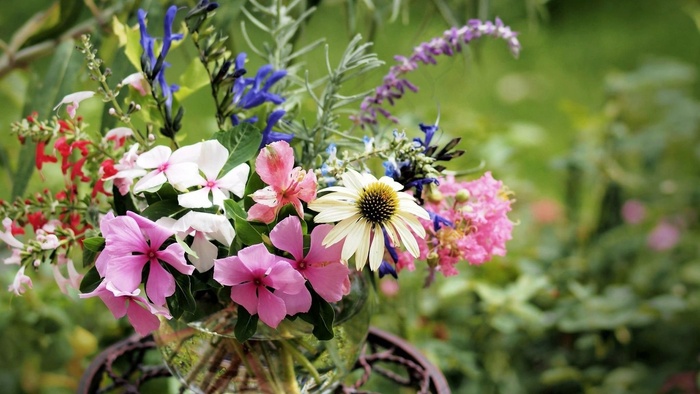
[175,57,210,101]
[300,289,336,341]
[13,40,80,198]
[24,0,84,47]
[112,189,139,216]
[234,305,259,342]
[214,123,262,173]
[79,266,102,293]
[143,183,179,205]
[223,199,267,245]
[83,237,105,253]
[167,272,197,320]
[140,199,186,221]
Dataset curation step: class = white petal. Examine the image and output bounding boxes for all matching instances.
[396,210,427,237]
[313,205,358,223]
[167,162,202,189]
[399,199,430,219]
[391,220,420,258]
[341,169,367,192]
[136,146,172,169]
[323,214,362,245]
[133,171,167,193]
[351,220,372,270]
[170,142,202,164]
[197,140,229,179]
[178,188,213,208]
[368,224,385,271]
[217,163,250,198]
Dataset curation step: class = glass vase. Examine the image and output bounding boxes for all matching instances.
[154,272,371,394]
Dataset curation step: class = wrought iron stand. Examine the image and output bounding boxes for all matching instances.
[78,327,451,394]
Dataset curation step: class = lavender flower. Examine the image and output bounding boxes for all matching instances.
[352,18,521,127]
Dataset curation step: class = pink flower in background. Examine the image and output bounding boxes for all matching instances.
[53,91,95,118]
[104,127,134,148]
[397,172,513,277]
[120,72,149,96]
[647,221,680,251]
[622,200,647,225]
[8,266,32,296]
[270,216,350,302]
[249,141,317,223]
[52,254,83,295]
[98,211,194,306]
[81,281,171,336]
[530,198,563,225]
[213,243,309,328]
[110,144,145,195]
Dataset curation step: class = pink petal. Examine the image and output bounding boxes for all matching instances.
[230,282,260,315]
[105,254,149,293]
[304,264,349,303]
[104,215,149,252]
[252,187,280,207]
[127,211,175,250]
[157,243,193,275]
[305,224,344,264]
[81,282,128,319]
[126,300,162,336]
[255,141,294,188]
[237,243,277,273]
[214,255,252,286]
[277,288,311,316]
[267,260,306,294]
[270,216,304,261]
[257,287,287,328]
[247,203,278,224]
[146,261,176,306]
[295,170,317,202]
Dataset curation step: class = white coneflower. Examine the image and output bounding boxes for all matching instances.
[308,169,430,271]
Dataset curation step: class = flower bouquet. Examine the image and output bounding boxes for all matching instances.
[3,1,519,393]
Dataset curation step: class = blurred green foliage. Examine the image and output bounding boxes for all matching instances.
[0,0,699,393]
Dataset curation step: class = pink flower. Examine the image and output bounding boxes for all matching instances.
[647,221,680,251]
[0,218,23,249]
[622,200,646,225]
[120,72,149,96]
[53,91,95,118]
[8,266,32,295]
[81,281,171,336]
[397,172,513,277]
[248,141,317,223]
[270,216,350,303]
[110,144,146,195]
[213,243,309,328]
[104,127,134,148]
[52,254,83,294]
[97,211,194,306]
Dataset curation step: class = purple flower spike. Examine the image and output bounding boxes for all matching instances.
[351,19,521,127]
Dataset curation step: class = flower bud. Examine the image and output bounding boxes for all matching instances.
[108,108,117,116]
[426,188,443,203]
[455,189,470,203]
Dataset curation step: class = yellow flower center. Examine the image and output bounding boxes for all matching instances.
[356,182,399,224]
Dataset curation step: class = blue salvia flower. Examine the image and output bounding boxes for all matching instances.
[260,110,293,148]
[137,6,183,113]
[414,123,438,149]
[232,53,287,110]
[428,210,453,232]
[378,229,399,279]
[405,177,439,197]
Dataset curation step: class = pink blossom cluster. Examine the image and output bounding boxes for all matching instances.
[397,172,514,276]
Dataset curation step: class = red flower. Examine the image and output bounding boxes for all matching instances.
[35,141,57,170]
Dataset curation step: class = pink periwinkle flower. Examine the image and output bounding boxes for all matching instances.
[248,141,317,223]
[81,281,171,336]
[647,221,681,251]
[622,200,647,225]
[270,216,350,303]
[96,211,194,306]
[110,144,146,196]
[397,172,514,277]
[213,243,310,328]
[8,266,32,295]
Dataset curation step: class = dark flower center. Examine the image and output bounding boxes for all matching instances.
[357,182,399,224]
